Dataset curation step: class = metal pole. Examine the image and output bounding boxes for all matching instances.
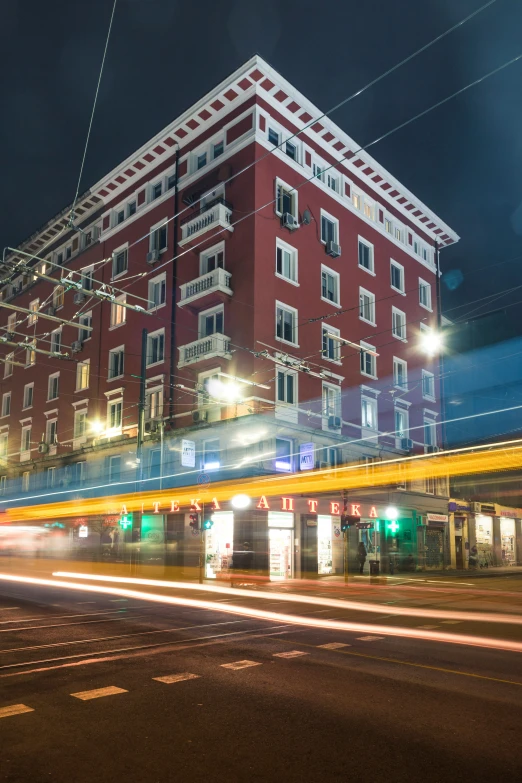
[136,328,148,490]
[199,502,205,584]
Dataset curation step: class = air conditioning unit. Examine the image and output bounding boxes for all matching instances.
[145,420,159,434]
[326,241,341,258]
[71,340,82,353]
[328,415,342,429]
[281,213,298,231]
[401,438,413,451]
[46,306,55,316]
[147,249,160,265]
[192,410,208,424]
[427,445,440,454]
[472,502,482,514]
[73,291,85,304]
[38,442,49,454]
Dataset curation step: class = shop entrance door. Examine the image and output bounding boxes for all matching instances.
[205,512,233,579]
[455,535,463,569]
[269,528,293,580]
[301,517,318,577]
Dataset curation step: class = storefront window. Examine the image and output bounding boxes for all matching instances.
[475,515,493,566]
[500,518,516,566]
[317,515,333,574]
[268,512,294,580]
[205,511,233,578]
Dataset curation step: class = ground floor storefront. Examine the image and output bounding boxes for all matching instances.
[449,500,522,569]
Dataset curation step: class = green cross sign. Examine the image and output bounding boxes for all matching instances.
[387,520,400,534]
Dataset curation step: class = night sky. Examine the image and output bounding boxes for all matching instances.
[1,0,521,324]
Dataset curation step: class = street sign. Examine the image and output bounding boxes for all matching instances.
[181,439,196,468]
[78,525,88,538]
[299,442,314,471]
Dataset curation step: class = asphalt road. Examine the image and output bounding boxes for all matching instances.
[0,579,521,783]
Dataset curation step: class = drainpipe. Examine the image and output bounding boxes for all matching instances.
[434,241,446,451]
[168,146,181,423]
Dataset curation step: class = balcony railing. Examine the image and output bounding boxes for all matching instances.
[178,333,232,368]
[179,197,233,246]
[178,267,232,306]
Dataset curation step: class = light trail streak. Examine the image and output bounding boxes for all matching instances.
[52,572,522,626]
[0,573,520,653]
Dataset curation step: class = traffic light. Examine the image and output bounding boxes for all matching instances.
[340,514,360,531]
[202,518,214,531]
[189,513,199,530]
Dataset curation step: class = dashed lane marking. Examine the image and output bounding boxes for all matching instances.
[221,660,261,670]
[109,599,128,603]
[153,673,200,684]
[273,650,309,658]
[356,636,384,641]
[318,642,351,650]
[71,686,128,701]
[419,625,439,629]
[441,620,462,625]
[0,704,34,719]
[0,608,19,612]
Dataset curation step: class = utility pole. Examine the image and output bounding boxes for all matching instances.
[343,490,349,584]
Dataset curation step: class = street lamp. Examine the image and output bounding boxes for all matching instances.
[231,494,251,509]
[89,420,105,434]
[385,506,399,521]
[420,330,443,356]
[207,379,242,403]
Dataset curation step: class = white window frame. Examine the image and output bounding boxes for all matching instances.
[360,341,377,379]
[53,285,64,310]
[78,312,92,342]
[28,299,39,325]
[275,238,298,286]
[3,353,13,378]
[275,437,293,472]
[22,383,34,410]
[146,329,165,367]
[111,243,128,281]
[7,313,16,333]
[200,241,225,276]
[321,324,341,364]
[1,392,11,418]
[81,266,94,292]
[198,304,224,339]
[275,177,298,220]
[390,260,405,294]
[358,237,375,275]
[275,300,298,347]
[148,273,167,311]
[424,417,437,449]
[393,357,408,390]
[149,218,168,254]
[46,419,58,447]
[361,396,378,432]
[73,409,87,440]
[108,454,122,483]
[395,407,409,444]
[359,287,376,325]
[320,209,339,245]
[321,265,340,307]
[21,471,30,492]
[145,386,163,421]
[20,426,31,455]
[107,399,123,434]
[419,278,432,311]
[352,190,362,211]
[422,370,436,401]
[50,328,62,354]
[363,198,374,221]
[322,382,342,430]
[0,434,8,461]
[108,345,125,380]
[25,340,36,367]
[392,307,407,341]
[275,368,297,407]
[47,372,60,402]
[110,294,127,328]
[76,360,90,391]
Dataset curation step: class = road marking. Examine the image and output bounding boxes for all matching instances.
[71,686,128,701]
[356,636,384,641]
[0,704,34,719]
[153,673,200,684]
[221,660,261,670]
[318,642,351,650]
[441,620,461,625]
[273,650,309,658]
[419,625,440,629]
[426,580,475,586]
[0,608,19,612]
[77,602,96,605]
[110,599,128,603]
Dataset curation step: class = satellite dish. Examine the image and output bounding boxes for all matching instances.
[302,209,312,225]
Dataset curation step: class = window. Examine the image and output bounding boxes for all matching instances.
[422,370,436,400]
[65,246,72,260]
[268,127,279,146]
[359,288,375,324]
[360,343,377,378]
[419,279,432,310]
[53,285,64,309]
[390,261,404,293]
[28,299,39,325]
[150,223,167,253]
[322,325,341,362]
[76,361,90,391]
[0,435,7,460]
[424,418,437,448]
[47,373,59,401]
[23,384,34,409]
[276,240,297,284]
[321,212,338,244]
[152,182,163,199]
[112,248,128,278]
[148,275,166,309]
[425,475,436,494]
[46,467,56,488]
[395,408,408,440]
[285,141,297,160]
[108,401,123,431]
[200,307,223,338]
[213,141,224,159]
[321,267,340,305]
[108,347,124,379]
[361,397,377,430]
[75,462,85,484]
[7,313,16,333]
[149,449,161,479]
[127,201,137,217]
[21,471,30,492]
[393,358,408,390]
[145,388,162,420]
[196,152,207,170]
[79,312,92,342]
[358,239,374,273]
[313,163,324,182]
[25,340,36,367]
[116,209,125,225]
[146,330,165,366]
[275,438,292,472]
[276,369,296,405]
[392,308,406,340]
[109,455,121,483]
[385,218,392,234]
[322,383,341,422]
[81,268,94,291]
[364,201,374,220]
[275,179,297,219]
[276,302,298,345]
[57,252,65,266]
[327,173,338,193]
[352,191,361,210]
[1,393,10,417]
[50,330,61,353]
[110,295,126,327]
[3,353,13,378]
[74,410,87,439]
[21,426,31,453]
[201,245,224,274]
[202,439,220,470]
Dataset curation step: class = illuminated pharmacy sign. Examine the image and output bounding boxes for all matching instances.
[117,497,382,518]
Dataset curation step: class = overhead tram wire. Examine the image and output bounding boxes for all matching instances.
[124,0,499,256]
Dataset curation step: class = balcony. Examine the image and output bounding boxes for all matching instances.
[178,268,233,308]
[178,333,232,368]
[179,197,233,246]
